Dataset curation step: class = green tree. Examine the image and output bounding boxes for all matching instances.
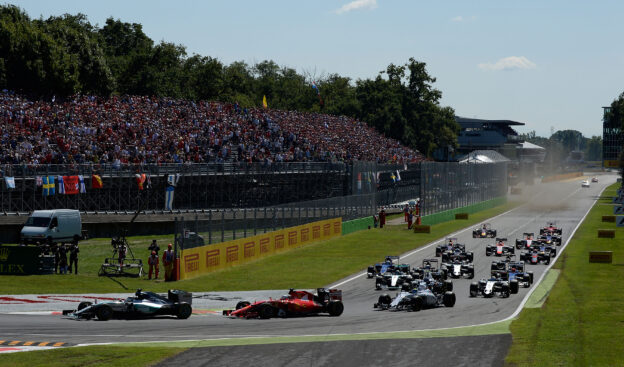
[584,136,602,161]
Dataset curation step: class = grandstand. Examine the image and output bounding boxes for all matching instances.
[0,91,424,166]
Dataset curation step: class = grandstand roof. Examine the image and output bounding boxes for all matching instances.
[455,117,525,126]
[457,150,511,164]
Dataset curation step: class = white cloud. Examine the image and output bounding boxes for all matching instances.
[451,16,463,22]
[335,0,378,14]
[478,56,537,71]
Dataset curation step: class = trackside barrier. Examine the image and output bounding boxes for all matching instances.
[179,217,342,280]
[597,229,615,238]
[602,215,616,223]
[342,216,374,235]
[420,196,507,226]
[413,225,431,233]
[541,172,583,183]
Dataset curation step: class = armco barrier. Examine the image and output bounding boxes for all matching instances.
[179,217,342,280]
[420,196,507,226]
[342,216,374,235]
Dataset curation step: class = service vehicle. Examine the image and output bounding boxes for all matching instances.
[21,209,83,245]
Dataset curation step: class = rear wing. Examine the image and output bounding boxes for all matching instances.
[523,232,534,237]
[317,288,342,301]
[495,238,508,242]
[384,255,400,264]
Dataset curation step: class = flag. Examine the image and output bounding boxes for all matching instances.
[262,95,268,109]
[165,186,175,210]
[91,174,103,189]
[396,170,401,182]
[4,177,15,189]
[391,172,396,183]
[78,175,86,193]
[311,81,324,107]
[63,176,79,195]
[36,176,43,187]
[58,176,65,194]
[43,176,55,196]
[135,173,146,190]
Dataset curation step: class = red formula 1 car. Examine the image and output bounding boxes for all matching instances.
[223,288,344,319]
[540,222,562,236]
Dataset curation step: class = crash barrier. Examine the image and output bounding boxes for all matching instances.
[455,213,469,220]
[342,216,374,235]
[589,251,613,263]
[0,246,49,275]
[597,229,615,238]
[420,196,507,226]
[179,217,342,280]
[602,215,616,223]
[541,172,583,183]
[412,225,431,233]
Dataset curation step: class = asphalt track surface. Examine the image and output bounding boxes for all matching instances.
[0,174,615,364]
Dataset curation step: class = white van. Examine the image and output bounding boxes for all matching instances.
[21,209,82,244]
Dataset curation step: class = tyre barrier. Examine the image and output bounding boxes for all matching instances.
[602,215,616,223]
[413,225,431,233]
[455,213,469,220]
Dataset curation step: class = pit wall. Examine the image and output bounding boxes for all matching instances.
[179,217,342,280]
[420,196,507,226]
[541,172,583,183]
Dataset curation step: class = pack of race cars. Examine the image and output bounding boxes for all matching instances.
[62,222,563,320]
[367,221,563,309]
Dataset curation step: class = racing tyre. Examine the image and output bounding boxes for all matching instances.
[436,248,441,257]
[375,281,382,290]
[551,249,557,257]
[378,294,392,306]
[95,305,113,321]
[444,280,453,292]
[258,303,275,319]
[528,271,534,285]
[327,301,344,317]
[443,292,456,307]
[236,301,251,310]
[78,301,92,311]
[545,257,550,265]
[486,250,492,256]
[469,282,479,297]
[510,279,519,294]
[468,270,474,279]
[176,303,192,319]
[467,252,474,262]
[410,297,423,312]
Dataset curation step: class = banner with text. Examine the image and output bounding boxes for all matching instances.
[180,217,342,280]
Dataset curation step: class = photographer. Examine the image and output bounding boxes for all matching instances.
[68,242,79,274]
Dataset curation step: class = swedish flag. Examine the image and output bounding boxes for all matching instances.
[42,176,55,196]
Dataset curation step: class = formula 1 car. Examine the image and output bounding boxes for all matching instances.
[486,238,515,257]
[520,245,553,265]
[469,277,518,298]
[473,223,497,238]
[490,256,515,278]
[62,289,193,320]
[515,232,536,249]
[441,257,474,279]
[375,268,414,291]
[436,238,464,257]
[223,288,344,318]
[591,177,598,183]
[367,256,410,278]
[537,233,561,246]
[505,262,533,288]
[412,259,448,281]
[374,280,456,311]
[540,222,562,236]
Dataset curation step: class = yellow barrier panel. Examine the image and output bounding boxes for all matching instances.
[180,217,342,280]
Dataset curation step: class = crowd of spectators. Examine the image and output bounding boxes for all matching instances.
[0,90,424,167]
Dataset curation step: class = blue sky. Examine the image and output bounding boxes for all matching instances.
[13,0,624,138]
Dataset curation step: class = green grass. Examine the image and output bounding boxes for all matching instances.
[505,183,624,367]
[0,346,183,367]
[0,202,518,294]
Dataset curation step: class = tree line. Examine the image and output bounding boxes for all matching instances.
[0,5,459,157]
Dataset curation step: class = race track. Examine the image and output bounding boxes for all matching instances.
[0,174,615,351]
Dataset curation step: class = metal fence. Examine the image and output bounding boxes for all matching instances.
[419,162,508,216]
[174,193,376,249]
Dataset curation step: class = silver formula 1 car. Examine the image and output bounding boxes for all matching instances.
[62,289,192,320]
